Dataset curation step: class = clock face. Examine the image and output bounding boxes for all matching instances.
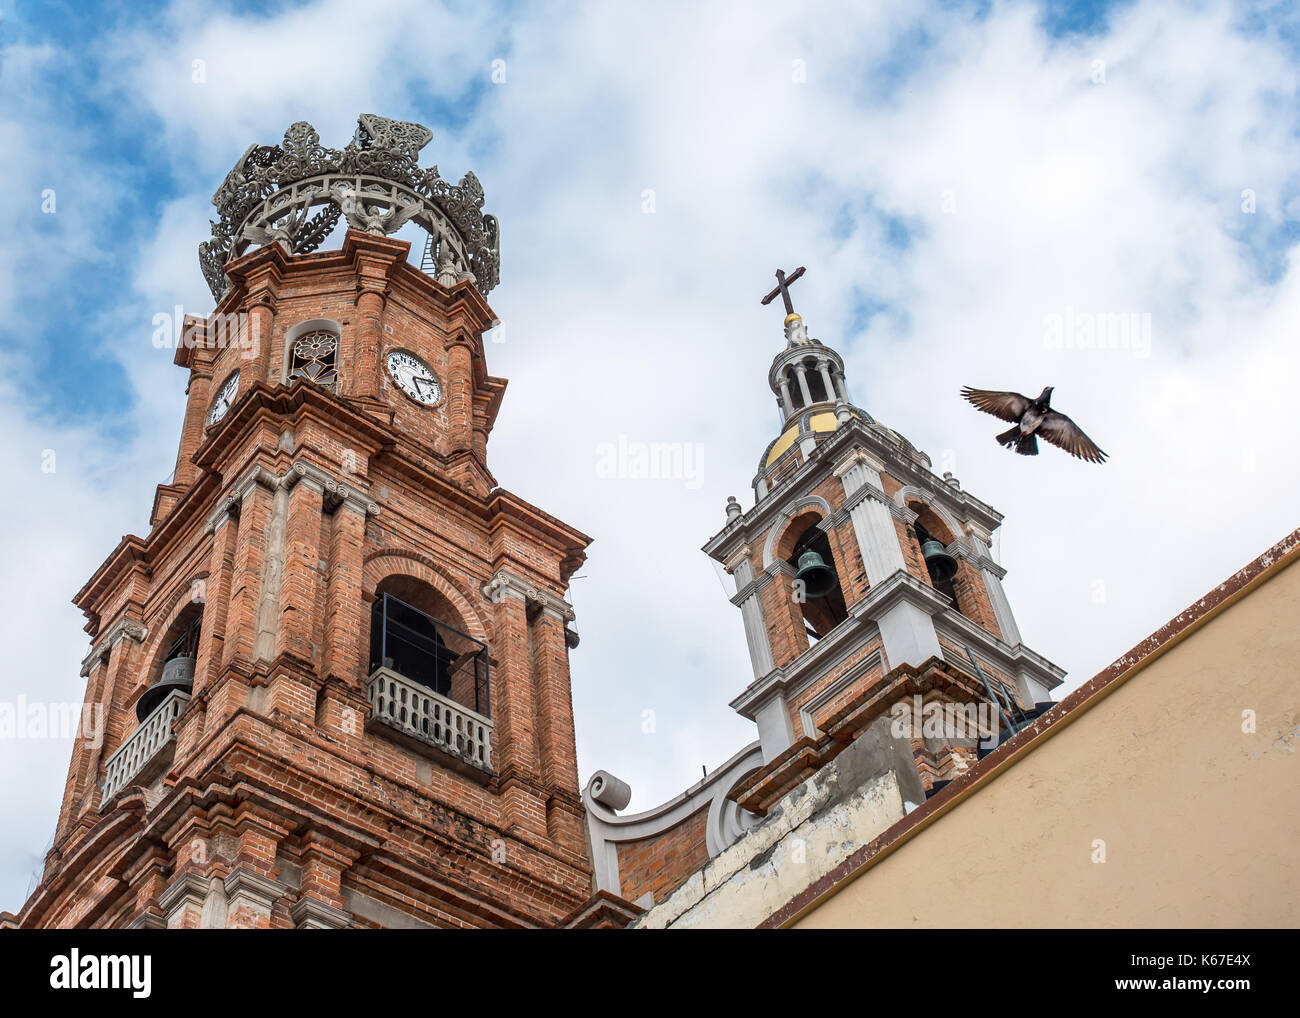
[386,350,441,406]
[206,370,239,426]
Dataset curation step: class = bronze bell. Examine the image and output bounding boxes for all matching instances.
[793,550,838,598]
[136,655,196,721]
[920,539,959,585]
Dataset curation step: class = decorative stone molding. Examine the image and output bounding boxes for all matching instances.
[80,616,147,677]
[158,871,211,927]
[892,484,968,543]
[290,895,352,929]
[760,493,835,568]
[722,543,753,575]
[206,461,380,535]
[284,461,381,517]
[588,770,632,810]
[223,868,286,922]
[832,447,887,480]
[481,569,575,624]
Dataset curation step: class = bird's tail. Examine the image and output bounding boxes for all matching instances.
[996,425,1038,455]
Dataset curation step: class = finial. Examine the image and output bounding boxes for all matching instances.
[725,495,743,522]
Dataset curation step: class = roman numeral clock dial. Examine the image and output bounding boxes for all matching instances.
[386,350,441,406]
[205,370,239,426]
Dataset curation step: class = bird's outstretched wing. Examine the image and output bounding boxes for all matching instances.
[1038,410,1108,463]
[961,387,1031,423]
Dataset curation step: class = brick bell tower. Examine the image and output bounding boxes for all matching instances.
[13,115,595,929]
[706,269,1067,797]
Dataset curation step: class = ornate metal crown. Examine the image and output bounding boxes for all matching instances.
[198,114,500,300]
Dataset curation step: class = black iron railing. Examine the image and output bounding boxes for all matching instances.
[369,593,490,718]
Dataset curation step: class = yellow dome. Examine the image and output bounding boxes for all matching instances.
[765,411,842,466]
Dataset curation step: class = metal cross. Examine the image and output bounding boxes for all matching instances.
[761,266,806,316]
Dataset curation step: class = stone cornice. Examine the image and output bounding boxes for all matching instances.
[290,895,352,929]
[849,569,952,623]
[708,416,992,562]
[482,568,576,623]
[721,543,752,575]
[729,615,878,719]
[932,611,1066,691]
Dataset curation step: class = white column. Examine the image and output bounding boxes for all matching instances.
[729,551,774,678]
[817,360,835,403]
[834,451,906,585]
[754,695,796,763]
[778,376,794,416]
[795,364,813,406]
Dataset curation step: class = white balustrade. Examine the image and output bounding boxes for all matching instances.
[367,667,493,771]
[101,690,190,803]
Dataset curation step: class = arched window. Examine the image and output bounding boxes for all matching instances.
[288,330,338,391]
[907,501,967,620]
[137,602,202,722]
[368,576,489,718]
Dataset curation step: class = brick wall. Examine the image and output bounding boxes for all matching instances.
[615,805,711,906]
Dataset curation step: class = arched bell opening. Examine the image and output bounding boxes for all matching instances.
[907,501,967,620]
[368,575,490,718]
[779,516,849,643]
[138,603,203,722]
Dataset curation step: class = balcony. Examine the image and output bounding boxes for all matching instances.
[367,668,493,774]
[101,688,190,803]
[366,592,493,776]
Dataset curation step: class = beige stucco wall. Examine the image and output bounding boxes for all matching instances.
[795,555,1300,928]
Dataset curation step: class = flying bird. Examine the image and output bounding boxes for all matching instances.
[961,385,1108,463]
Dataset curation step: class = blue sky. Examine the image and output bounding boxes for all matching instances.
[2,0,1299,910]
